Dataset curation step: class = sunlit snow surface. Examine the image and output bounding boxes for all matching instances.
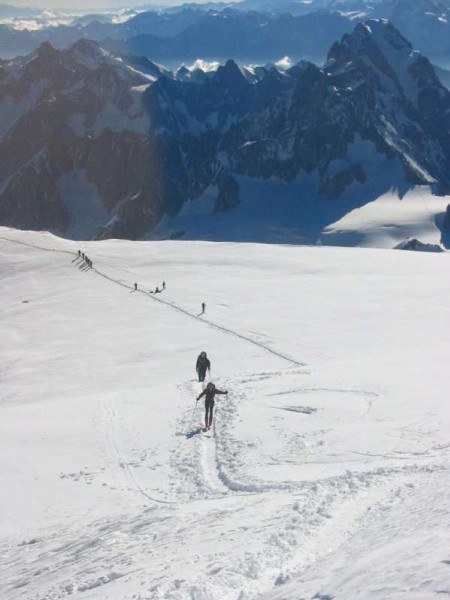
[1,228,450,599]
[158,176,449,248]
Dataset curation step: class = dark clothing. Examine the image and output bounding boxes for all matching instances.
[198,368,208,383]
[196,355,210,382]
[197,387,226,403]
[205,399,214,428]
[197,387,227,428]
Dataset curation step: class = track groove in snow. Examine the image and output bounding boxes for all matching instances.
[94,266,308,369]
[103,396,177,506]
[0,232,307,369]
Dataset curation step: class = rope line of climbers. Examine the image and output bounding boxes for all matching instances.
[0,233,307,369]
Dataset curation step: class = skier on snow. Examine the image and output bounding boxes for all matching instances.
[196,382,228,431]
[196,351,210,382]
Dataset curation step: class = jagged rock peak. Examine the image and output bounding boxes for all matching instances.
[70,38,103,56]
[35,41,60,61]
[214,59,248,87]
[328,19,416,63]
[326,18,437,98]
[28,41,77,82]
[287,60,318,79]
[67,38,108,68]
[326,17,443,98]
[350,19,412,52]
[175,65,191,81]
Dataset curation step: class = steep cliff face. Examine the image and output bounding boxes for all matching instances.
[1,21,450,243]
[0,39,167,238]
[226,20,450,193]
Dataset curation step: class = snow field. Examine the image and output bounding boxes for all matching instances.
[1,228,450,599]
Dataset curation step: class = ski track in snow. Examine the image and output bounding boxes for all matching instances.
[1,231,450,599]
[103,395,177,506]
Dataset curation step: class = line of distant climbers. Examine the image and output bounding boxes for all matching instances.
[135,282,205,314]
[134,281,166,294]
[75,250,206,315]
[78,249,92,268]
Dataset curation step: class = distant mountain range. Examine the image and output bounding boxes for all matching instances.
[1,0,450,68]
[0,19,449,247]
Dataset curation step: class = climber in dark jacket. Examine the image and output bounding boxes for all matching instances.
[196,351,211,382]
[196,382,228,430]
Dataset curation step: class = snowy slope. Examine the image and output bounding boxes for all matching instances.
[156,179,450,248]
[1,227,450,599]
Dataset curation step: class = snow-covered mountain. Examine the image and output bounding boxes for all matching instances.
[103,9,350,65]
[0,7,216,58]
[235,0,450,65]
[2,1,450,67]
[0,20,449,247]
[0,8,351,64]
[1,227,450,599]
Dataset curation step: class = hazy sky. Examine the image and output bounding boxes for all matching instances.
[16,0,237,10]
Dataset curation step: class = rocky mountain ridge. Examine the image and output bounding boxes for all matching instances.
[0,19,449,246]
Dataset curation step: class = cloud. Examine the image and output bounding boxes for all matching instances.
[186,58,221,72]
[275,56,293,70]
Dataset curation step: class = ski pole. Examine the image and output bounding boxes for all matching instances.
[188,399,199,432]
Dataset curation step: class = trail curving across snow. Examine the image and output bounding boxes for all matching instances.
[0,232,307,369]
[102,395,177,506]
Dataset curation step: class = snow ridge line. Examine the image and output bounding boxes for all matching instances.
[0,233,74,255]
[0,233,307,369]
[92,268,307,369]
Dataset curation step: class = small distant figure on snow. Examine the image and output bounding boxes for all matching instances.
[82,252,85,259]
[201,302,206,315]
[78,250,81,257]
[196,382,228,431]
[162,281,166,290]
[196,351,211,383]
[155,286,160,294]
[134,283,137,291]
